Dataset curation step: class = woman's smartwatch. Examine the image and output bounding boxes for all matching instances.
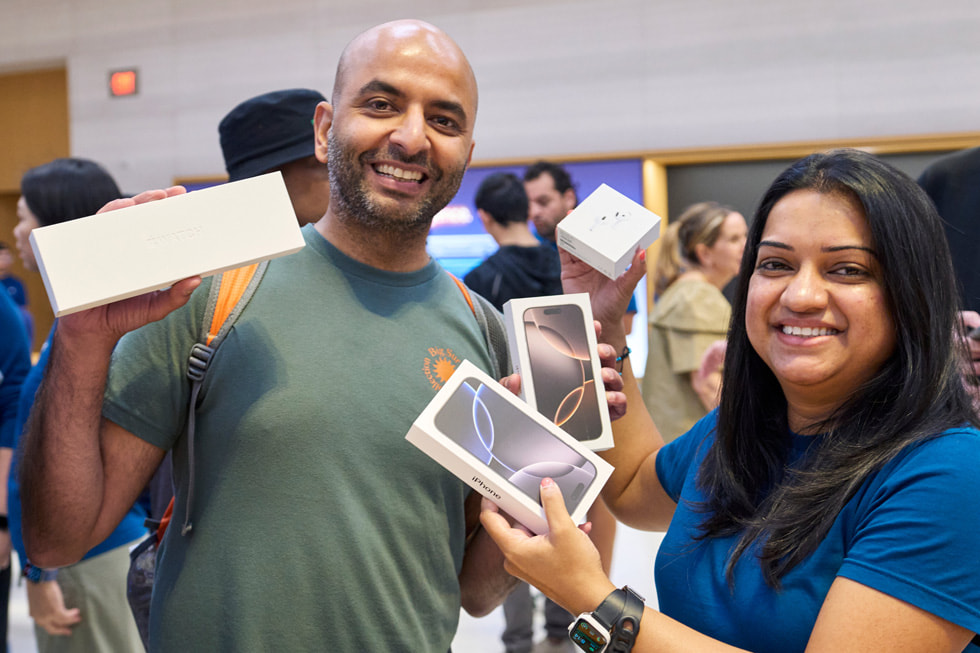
[568,585,645,652]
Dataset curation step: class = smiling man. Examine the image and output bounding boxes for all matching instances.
[19,20,514,652]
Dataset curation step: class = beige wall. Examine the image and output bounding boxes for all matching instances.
[1,1,978,193]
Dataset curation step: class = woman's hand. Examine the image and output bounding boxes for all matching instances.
[480,478,615,615]
[560,248,646,339]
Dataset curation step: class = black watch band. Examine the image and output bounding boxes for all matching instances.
[592,586,644,652]
[592,588,627,630]
[610,586,644,652]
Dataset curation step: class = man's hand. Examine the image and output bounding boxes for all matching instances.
[56,187,202,350]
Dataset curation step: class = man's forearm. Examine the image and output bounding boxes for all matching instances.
[458,525,518,617]
[19,328,115,566]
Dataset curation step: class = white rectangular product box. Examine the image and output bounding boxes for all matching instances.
[29,172,305,317]
[555,183,661,280]
[503,293,614,451]
[406,360,613,535]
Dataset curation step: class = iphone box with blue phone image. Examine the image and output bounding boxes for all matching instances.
[29,172,304,317]
[503,293,614,451]
[555,183,661,280]
[405,360,613,535]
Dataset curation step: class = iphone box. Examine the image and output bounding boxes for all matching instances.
[29,172,304,317]
[555,183,661,280]
[406,360,613,535]
[503,293,614,451]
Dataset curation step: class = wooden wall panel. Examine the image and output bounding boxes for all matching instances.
[0,67,69,350]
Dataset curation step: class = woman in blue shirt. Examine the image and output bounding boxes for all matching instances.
[483,149,980,652]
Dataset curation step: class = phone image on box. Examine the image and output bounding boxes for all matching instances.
[433,377,597,513]
[522,304,603,442]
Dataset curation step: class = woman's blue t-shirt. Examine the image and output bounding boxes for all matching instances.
[654,410,980,652]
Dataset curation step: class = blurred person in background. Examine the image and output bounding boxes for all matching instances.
[642,201,746,443]
[0,283,31,653]
[219,88,331,226]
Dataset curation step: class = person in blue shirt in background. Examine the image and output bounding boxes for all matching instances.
[10,158,146,652]
[0,289,31,653]
[0,243,33,348]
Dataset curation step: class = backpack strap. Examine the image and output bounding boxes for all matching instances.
[447,272,511,379]
[180,261,269,536]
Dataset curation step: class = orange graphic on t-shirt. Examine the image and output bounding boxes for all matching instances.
[423,346,462,390]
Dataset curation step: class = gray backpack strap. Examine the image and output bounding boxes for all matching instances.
[468,290,512,379]
[182,261,269,535]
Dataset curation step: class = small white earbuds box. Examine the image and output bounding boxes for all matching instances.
[503,293,613,451]
[556,183,661,279]
[29,172,304,317]
[406,360,612,535]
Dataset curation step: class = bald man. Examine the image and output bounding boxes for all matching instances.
[19,20,515,652]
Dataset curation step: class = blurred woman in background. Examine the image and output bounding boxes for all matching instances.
[641,201,746,442]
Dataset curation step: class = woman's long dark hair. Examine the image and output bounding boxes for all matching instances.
[697,148,979,587]
[20,158,122,227]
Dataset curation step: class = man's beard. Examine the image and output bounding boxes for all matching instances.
[327,129,467,236]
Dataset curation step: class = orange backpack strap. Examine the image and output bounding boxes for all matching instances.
[179,261,269,536]
[204,263,262,346]
[156,498,173,544]
[447,271,477,317]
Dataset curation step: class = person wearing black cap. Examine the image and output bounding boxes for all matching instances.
[219,88,331,225]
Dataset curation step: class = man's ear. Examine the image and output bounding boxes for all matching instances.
[313,101,333,164]
[476,208,493,231]
[561,188,577,212]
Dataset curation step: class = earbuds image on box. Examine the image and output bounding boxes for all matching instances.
[406,360,612,534]
[555,183,661,280]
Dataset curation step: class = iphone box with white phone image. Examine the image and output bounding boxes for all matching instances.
[405,360,613,535]
[503,293,614,451]
[29,172,304,317]
[555,183,661,280]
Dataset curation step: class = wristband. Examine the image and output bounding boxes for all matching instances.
[569,585,645,652]
[615,346,631,373]
[23,562,59,584]
[0,514,8,531]
[609,586,644,652]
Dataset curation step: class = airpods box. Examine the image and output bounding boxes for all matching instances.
[29,172,305,317]
[556,183,661,280]
[406,360,613,535]
[503,293,614,451]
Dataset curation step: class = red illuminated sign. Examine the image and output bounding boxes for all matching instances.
[109,69,139,97]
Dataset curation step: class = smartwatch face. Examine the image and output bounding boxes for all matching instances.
[523,305,603,442]
[569,616,608,652]
[433,377,598,512]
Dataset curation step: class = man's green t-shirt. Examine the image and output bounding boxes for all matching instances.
[104,225,497,652]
